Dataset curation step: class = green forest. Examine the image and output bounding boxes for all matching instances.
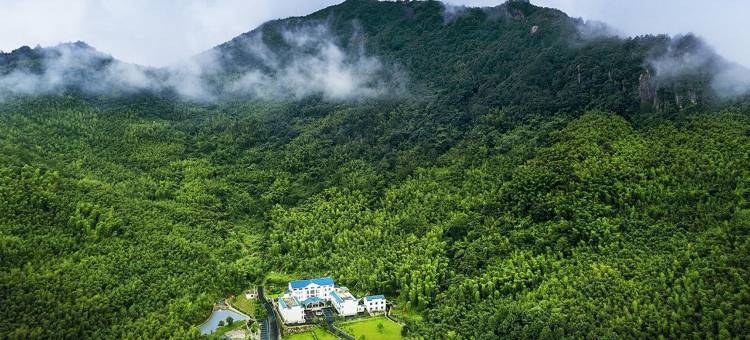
[1,0,749,339]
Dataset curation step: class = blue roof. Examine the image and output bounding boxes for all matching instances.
[278,296,288,309]
[365,295,385,301]
[302,296,325,306]
[330,290,343,304]
[290,277,334,289]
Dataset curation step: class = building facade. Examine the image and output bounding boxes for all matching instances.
[288,277,334,301]
[364,295,386,314]
[276,276,388,324]
[301,296,326,312]
[278,296,305,324]
[330,287,358,316]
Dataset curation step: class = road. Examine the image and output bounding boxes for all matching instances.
[257,286,280,340]
[322,308,354,340]
[259,320,269,340]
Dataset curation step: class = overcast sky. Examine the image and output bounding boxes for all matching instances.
[0,0,747,67]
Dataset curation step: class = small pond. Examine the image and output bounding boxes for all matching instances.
[199,308,250,335]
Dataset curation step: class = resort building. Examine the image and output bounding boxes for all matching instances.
[288,277,334,301]
[276,276,388,324]
[330,287,358,317]
[301,296,326,312]
[278,296,305,324]
[364,295,387,314]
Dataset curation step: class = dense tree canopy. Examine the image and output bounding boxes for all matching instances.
[1,0,749,339]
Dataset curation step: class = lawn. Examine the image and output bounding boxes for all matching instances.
[285,327,338,340]
[229,294,255,317]
[229,291,268,320]
[337,317,403,340]
[267,290,286,300]
[390,308,423,323]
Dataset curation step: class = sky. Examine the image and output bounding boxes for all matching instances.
[0,0,747,67]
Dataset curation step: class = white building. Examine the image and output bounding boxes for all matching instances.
[301,296,326,313]
[288,277,335,301]
[330,287,358,317]
[277,276,387,324]
[364,295,386,314]
[278,296,305,324]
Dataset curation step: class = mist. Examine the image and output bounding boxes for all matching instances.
[0,23,404,103]
[647,34,750,100]
[226,24,403,100]
[0,43,158,99]
[567,18,750,100]
[441,3,469,23]
[572,18,622,41]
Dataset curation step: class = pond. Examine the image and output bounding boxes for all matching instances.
[199,308,251,335]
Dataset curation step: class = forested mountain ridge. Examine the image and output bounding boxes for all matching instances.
[1,0,749,339]
[2,0,742,113]
[214,0,747,116]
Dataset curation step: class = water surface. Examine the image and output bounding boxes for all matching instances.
[199,308,250,335]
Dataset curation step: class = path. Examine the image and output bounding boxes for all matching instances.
[322,308,354,340]
[258,286,280,340]
[384,305,405,326]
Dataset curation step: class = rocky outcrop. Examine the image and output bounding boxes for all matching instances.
[638,69,656,104]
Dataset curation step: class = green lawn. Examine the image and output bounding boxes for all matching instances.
[285,327,338,340]
[229,291,268,320]
[390,308,423,323]
[267,290,286,300]
[337,317,403,340]
[229,294,255,317]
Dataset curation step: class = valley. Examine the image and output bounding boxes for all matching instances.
[1,0,749,338]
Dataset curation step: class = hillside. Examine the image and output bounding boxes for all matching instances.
[2,0,739,114]
[1,0,749,339]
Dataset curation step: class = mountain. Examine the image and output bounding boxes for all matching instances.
[3,0,743,112]
[0,41,110,73]
[1,0,749,339]
[0,41,166,99]
[197,0,746,114]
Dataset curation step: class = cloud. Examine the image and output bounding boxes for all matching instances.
[0,23,405,102]
[572,18,622,40]
[646,34,750,99]
[534,0,750,68]
[0,0,349,67]
[0,42,125,97]
[227,24,401,100]
[160,49,225,101]
[712,64,750,99]
[441,3,470,23]
[1,1,748,68]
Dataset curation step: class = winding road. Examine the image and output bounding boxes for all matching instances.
[257,286,280,340]
[322,308,354,340]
